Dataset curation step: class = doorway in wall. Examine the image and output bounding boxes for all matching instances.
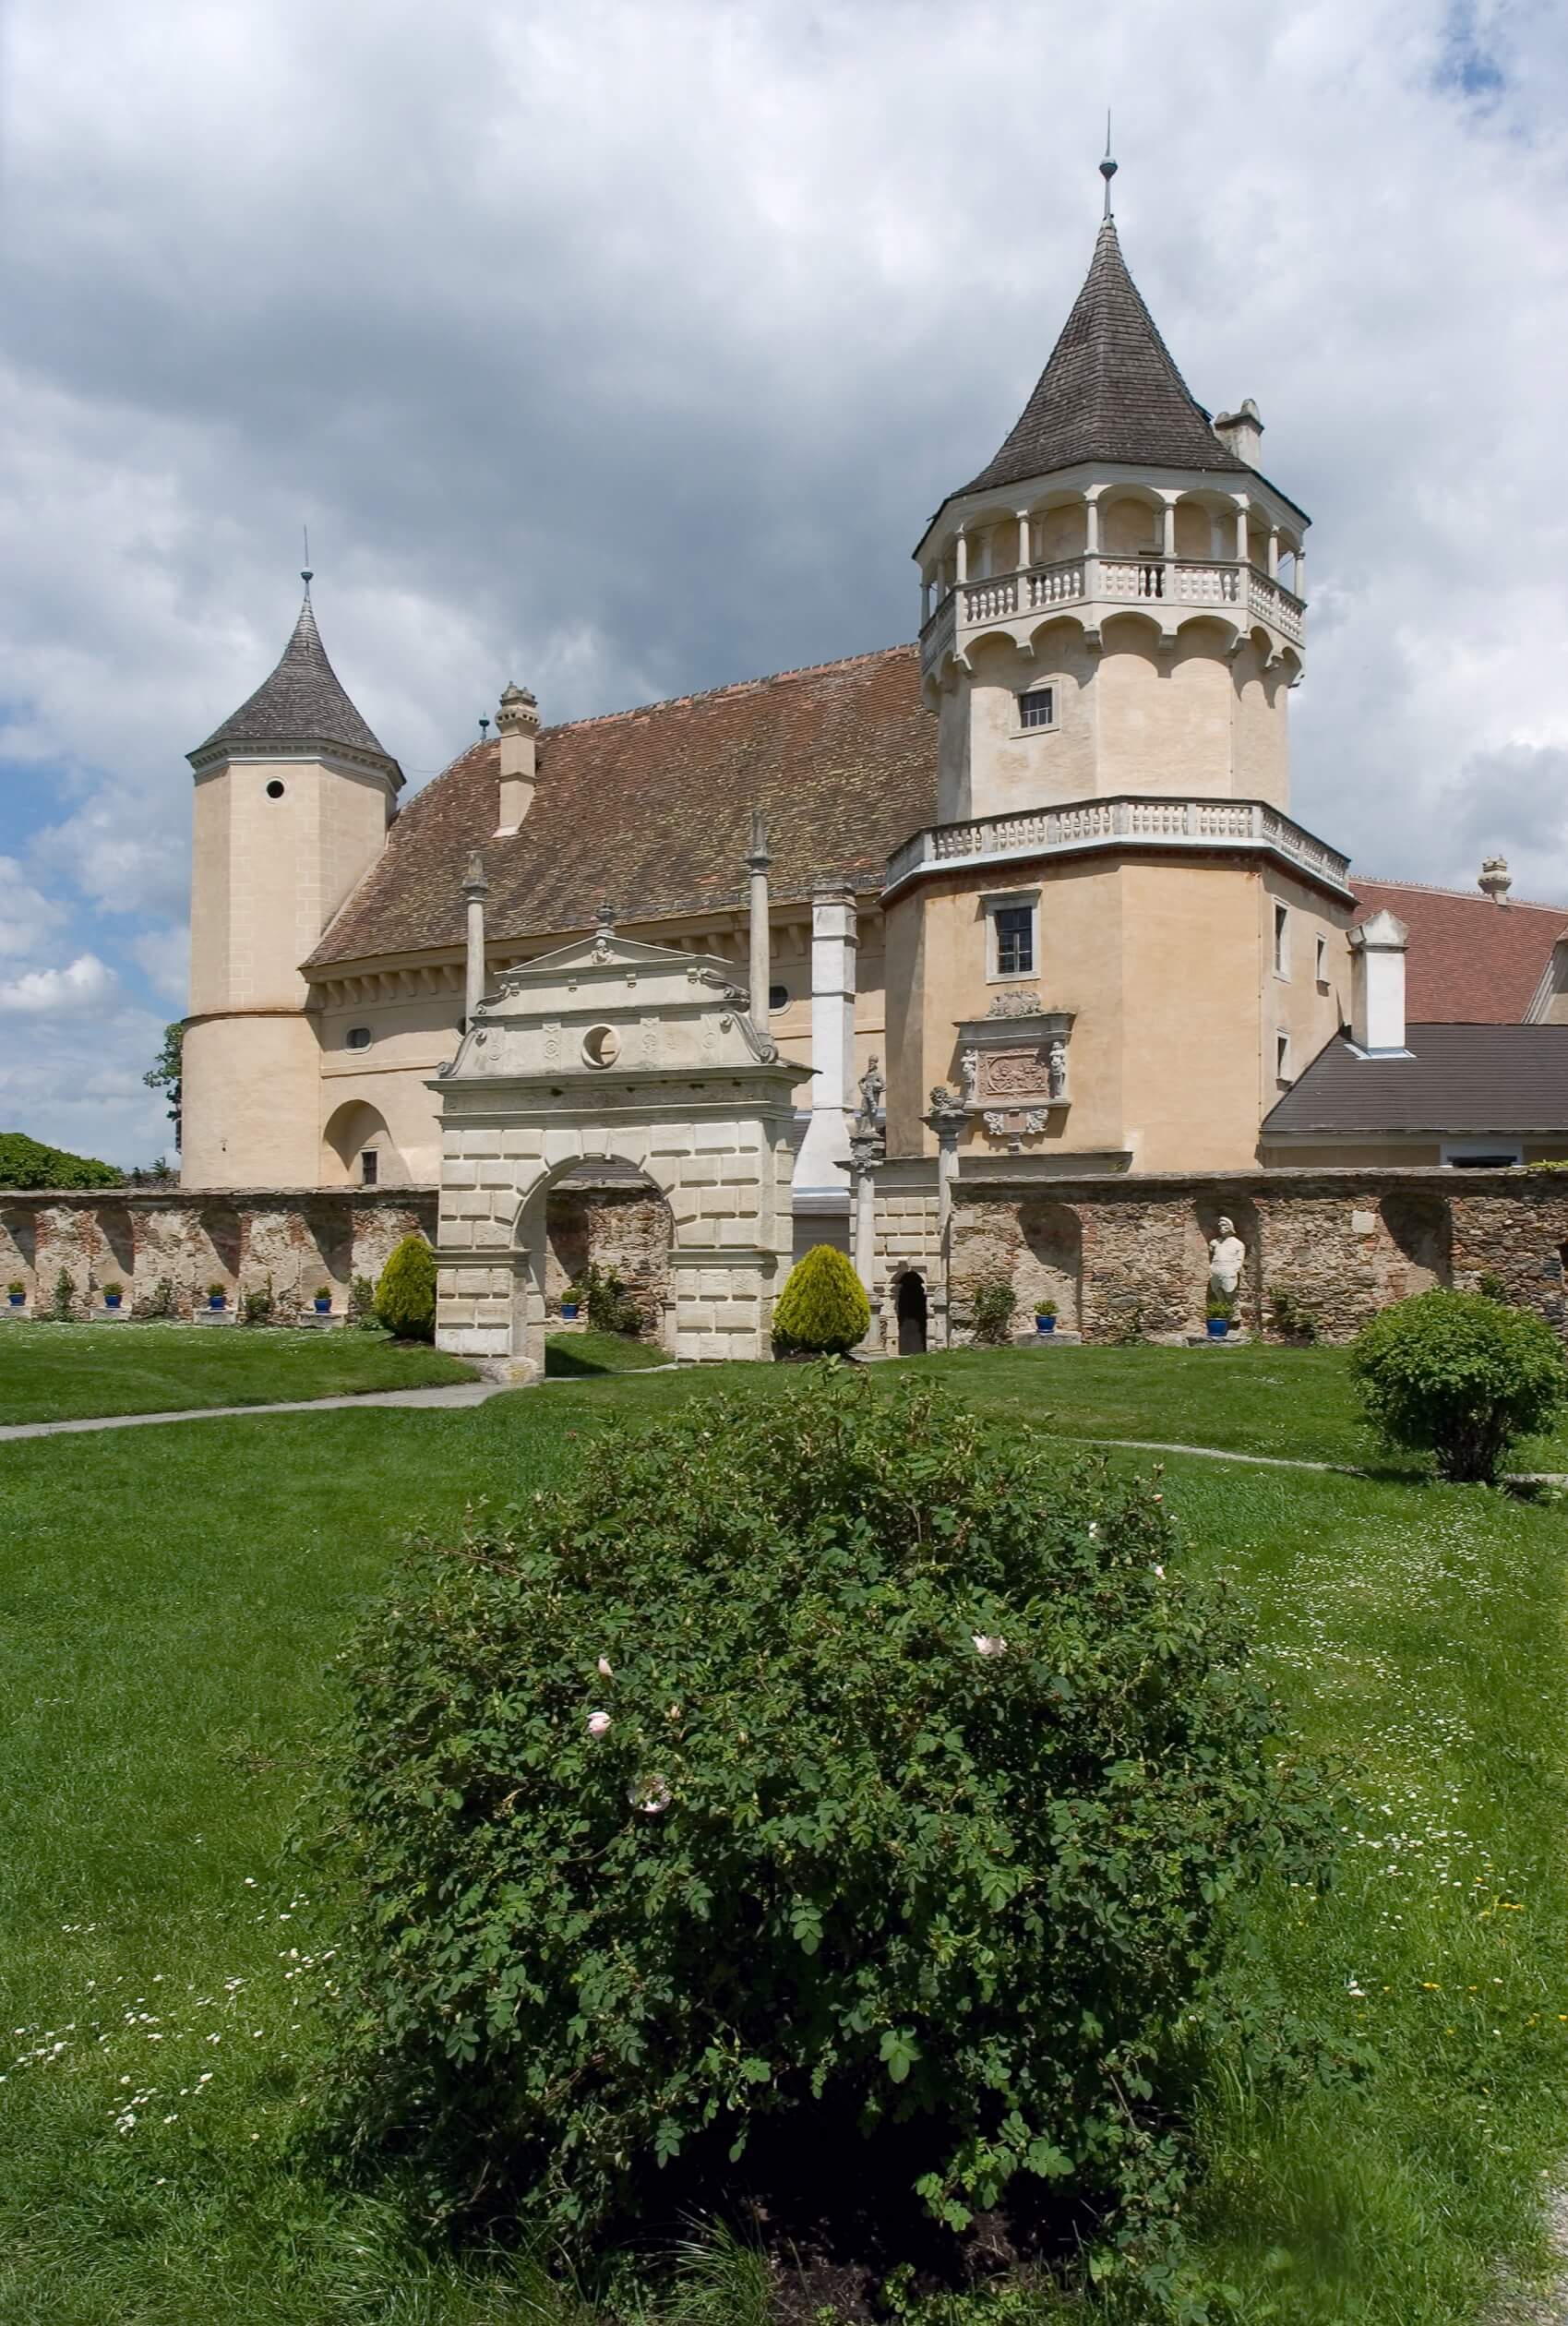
[896,1269,928,1356]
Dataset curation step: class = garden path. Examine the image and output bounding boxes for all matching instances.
[0,1379,509,1441]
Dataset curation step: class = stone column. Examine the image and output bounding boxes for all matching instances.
[1162,498,1177,559]
[954,530,968,585]
[1016,510,1031,570]
[848,1129,883,1311]
[462,852,489,1028]
[924,1085,969,1351]
[791,882,858,1245]
[745,809,772,1025]
[1233,502,1249,563]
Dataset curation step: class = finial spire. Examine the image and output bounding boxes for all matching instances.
[301,523,313,593]
[1100,113,1117,219]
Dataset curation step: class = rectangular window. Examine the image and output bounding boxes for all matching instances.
[1275,1031,1292,1082]
[360,1148,379,1186]
[1440,1142,1523,1168]
[1018,686,1056,731]
[1315,933,1328,984]
[1274,903,1289,977]
[993,904,1035,977]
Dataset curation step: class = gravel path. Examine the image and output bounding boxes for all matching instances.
[0,1380,509,1442]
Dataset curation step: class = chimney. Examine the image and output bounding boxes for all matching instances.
[1478,853,1513,905]
[1349,909,1409,1054]
[1213,396,1263,466]
[495,683,539,833]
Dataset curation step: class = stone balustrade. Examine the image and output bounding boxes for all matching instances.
[883,794,1353,899]
[919,556,1305,680]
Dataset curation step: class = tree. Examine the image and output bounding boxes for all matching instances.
[374,1235,437,1342]
[143,1023,184,1148]
[771,1242,870,1355]
[0,1133,123,1191]
[1349,1289,1568,1483]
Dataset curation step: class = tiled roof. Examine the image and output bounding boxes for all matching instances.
[306,644,937,967]
[1263,1024,1568,1138]
[1350,878,1566,1024]
[954,222,1254,498]
[194,588,395,766]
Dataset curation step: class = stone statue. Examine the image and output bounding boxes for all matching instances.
[960,1047,980,1103]
[856,1054,886,1133]
[1047,1037,1068,1102]
[1207,1216,1246,1301]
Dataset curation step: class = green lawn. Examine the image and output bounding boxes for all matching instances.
[0,1321,476,1424]
[545,1326,672,1376]
[0,1351,1564,2320]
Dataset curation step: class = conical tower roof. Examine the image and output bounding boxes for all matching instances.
[194,583,394,765]
[955,219,1250,497]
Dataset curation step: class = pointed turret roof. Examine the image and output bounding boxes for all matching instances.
[955,219,1251,497]
[194,583,396,767]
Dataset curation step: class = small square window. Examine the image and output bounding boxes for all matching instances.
[360,1149,379,1186]
[994,904,1035,977]
[1273,904,1289,977]
[346,1025,372,1050]
[1018,686,1056,731]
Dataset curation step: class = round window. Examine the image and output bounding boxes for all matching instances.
[768,983,789,1012]
[581,1025,621,1069]
[346,1026,372,1050]
[265,779,285,799]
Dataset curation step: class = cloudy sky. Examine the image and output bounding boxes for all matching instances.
[2,0,1566,1162]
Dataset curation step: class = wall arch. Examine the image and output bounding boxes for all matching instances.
[322,1099,408,1188]
[1017,1199,1083,1332]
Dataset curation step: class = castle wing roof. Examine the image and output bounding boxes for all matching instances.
[955,221,1251,497]
[1263,1025,1568,1138]
[1350,879,1567,1023]
[194,589,394,764]
[305,643,936,967]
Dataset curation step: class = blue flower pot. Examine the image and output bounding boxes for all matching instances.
[104,1293,122,1311]
[7,1293,23,1308]
[314,1298,331,1314]
[1206,1317,1229,1339]
[560,1301,580,1322]
[1035,1315,1057,1337]
[209,1294,225,1312]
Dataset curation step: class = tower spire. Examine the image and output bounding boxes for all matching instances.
[1100,114,1117,220]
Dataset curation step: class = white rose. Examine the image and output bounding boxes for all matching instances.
[972,1633,1007,1659]
[586,1710,611,1739]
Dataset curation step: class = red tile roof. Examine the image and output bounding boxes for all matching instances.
[1350,878,1566,1024]
[308,644,937,967]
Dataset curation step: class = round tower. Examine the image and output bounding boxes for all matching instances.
[183,579,402,1188]
[914,210,1308,825]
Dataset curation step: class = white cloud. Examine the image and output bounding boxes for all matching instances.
[0,857,66,957]
[0,953,117,1013]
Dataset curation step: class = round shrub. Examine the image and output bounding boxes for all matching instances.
[373,1234,436,1342]
[1349,1288,1568,1482]
[314,1369,1332,2279]
[771,1241,870,1355]
[968,1276,1018,1345]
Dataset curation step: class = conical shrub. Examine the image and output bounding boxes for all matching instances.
[771,1241,870,1356]
[375,1234,437,1343]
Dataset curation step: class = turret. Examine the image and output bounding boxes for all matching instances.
[913,198,1309,827]
[182,576,401,1187]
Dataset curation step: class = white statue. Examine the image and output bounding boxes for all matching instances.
[1047,1037,1068,1101]
[960,1047,981,1103]
[1208,1216,1246,1301]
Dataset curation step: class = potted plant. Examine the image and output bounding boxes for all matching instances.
[6,1279,23,1309]
[1035,1300,1059,1337]
[1204,1292,1235,1340]
[559,1277,583,1323]
[103,1283,124,1311]
[313,1285,333,1315]
[207,1281,227,1313]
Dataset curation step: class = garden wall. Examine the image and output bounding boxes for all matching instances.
[0,1187,437,1321]
[946,1167,1568,1343]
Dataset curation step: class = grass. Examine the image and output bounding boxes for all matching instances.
[0,1349,1564,2320]
[545,1328,671,1377]
[0,1320,476,1424]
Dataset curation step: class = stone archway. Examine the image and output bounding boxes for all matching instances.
[512,1154,676,1375]
[895,1268,929,1356]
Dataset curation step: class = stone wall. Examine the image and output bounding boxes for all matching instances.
[0,1187,437,1320]
[943,1168,1568,1343]
[545,1179,675,1333]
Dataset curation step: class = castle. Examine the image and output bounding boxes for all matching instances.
[178,185,1568,1368]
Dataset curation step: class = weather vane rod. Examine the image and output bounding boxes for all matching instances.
[301,523,313,590]
[1100,112,1117,219]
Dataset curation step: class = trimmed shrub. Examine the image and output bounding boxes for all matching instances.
[969,1277,1018,1345]
[1349,1288,1568,1482]
[374,1235,436,1343]
[313,1369,1334,2288]
[771,1242,869,1355]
